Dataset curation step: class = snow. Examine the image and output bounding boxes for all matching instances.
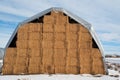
[106,58,120,64]
[0,74,119,80]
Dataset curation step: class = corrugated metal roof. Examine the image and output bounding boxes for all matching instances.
[5,7,108,74]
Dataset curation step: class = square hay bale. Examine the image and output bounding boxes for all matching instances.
[55,65,66,73]
[2,64,13,75]
[54,49,66,58]
[17,32,28,40]
[66,32,77,40]
[29,23,42,32]
[15,57,28,66]
[17,48,28,57]
[79,32,92,42]
[43,15,55,24]
[29,32,41,40]
[80,65,91,74]
[28,49,41,57]
[54,24,66,32]
[80,57,91,64]
[42,49,53,65]
[28,65,40,74]
[43,33,54,41]
[18,24,29,33]
[54,57,66,66]
[54,33,65,41]
[68,41,77,49]
[41,65,54,74]
[16,40,28,49]
[66,57,78,66]
[5,48,17,57]
[42,41,53,48]
[54,41,65,48]
[66,66,79,74]
[79,49,91,58]
[56,16,68,24]
[79,41,92,49]
[92,48,102,58]
[28,40,40,49]
[80,26,89,33]
[4,57,16,65]
[92,58,104,66]
[92,65,105,74]
[43,24,54,32]
[66,24,79,32]
[51,11,63,17]
[67,49,77,58]
[13,65,27,74]
[29,57,41,65]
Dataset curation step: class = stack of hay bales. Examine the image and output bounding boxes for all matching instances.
[66,24,80,74]
[2,10,106,75]
[2,48,16,74]
[52,12,68,74]
[28,23,42,74]
[92,49,105,74]
[79,26,92,74]
[14,24,29,74]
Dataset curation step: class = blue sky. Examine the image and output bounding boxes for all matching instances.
[0,0,120,54]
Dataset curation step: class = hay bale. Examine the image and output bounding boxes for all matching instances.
[54,33,65,41]
[68,41,77,49]
[55,65,66,74]
[80,65,91,74]
[29,23,42,32]
[5,48,17,57]
[3,57,16,65]
[51,11,63,17]
[54,57,66,66]
[92,48,102,58]
[66,32,77,40]
[56,16,68,24]
[42,49,53,65]
[17,48,28,57]
[54,24,66,32]
[43,33,54,41]
[43,24,54,32]
[28,65,40,74]
[13,65,27,74]
[29,57,41,65]
[17,32,28,40]
[28,49,41,57]
[66,66,79,74]
[15,57,28,66]
[18,24,29,33]
[54,41,65,48]
[66,57,78,66]
[28,40,40,49]
[79,32,92,42]
[43,15,55,24]
[29,32,41,40]
[42,41,53,48]
[79,41,92,49]
[68,23,79,32]
[2,64,13,75]
[16,40,28,49]
[80,26,89,33]
[42,65,54,74]
[54,49,66,58]
[67,49,77,58]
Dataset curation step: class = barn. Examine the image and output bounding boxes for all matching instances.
[2,7,107,75]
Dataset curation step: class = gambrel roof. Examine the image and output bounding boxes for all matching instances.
[5,7,108,74]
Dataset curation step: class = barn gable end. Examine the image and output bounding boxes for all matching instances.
[2,7,108,75]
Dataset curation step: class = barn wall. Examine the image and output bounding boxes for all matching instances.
[2,11,105,75]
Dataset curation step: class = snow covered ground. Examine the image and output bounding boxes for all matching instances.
[0,58,120,80]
